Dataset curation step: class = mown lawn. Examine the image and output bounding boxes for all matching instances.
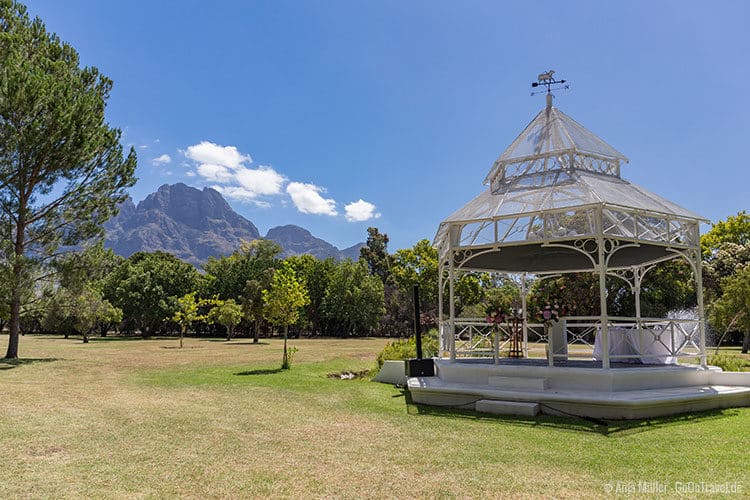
[1,335,748,498]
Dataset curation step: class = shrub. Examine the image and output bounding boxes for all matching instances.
[708,353,749,372]
[281,346,299,370]
[375,328,439,369]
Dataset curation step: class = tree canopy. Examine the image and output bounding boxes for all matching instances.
[0,1,136,358]
[701,211,750,256]
[104,252,199,336]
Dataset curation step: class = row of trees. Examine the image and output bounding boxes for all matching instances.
[9,231,475,343]
[4,211,750,355]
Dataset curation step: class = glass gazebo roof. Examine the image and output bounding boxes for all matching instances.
[434,101,707,272]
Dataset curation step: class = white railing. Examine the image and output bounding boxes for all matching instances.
[441,316,701,365]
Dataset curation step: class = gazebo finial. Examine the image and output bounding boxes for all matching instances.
[531,70,569,108]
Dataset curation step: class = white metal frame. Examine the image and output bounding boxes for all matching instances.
[435,100,708,369]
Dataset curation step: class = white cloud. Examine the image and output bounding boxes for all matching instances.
[211,185,256,202]
[213,186,274,208]
[185,141,286,204]
[235,166,286,196]
[152,154,172,166]
[184,141,347,213]
[344,199,381,222]
[286,182,337,216]
[197,163,233,183]
[185,141,252,169]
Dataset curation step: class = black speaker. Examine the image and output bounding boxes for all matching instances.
[406,358,435,377]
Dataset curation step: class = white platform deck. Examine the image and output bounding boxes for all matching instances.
[406,359,750,420]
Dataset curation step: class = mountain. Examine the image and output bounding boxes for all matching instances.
[104,183,363,266]
[265,225,365,261]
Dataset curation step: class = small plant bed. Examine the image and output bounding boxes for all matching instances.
[327,369,371,380]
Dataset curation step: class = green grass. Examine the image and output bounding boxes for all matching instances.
[1,335,749,498]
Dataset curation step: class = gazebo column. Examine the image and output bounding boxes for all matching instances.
[634,266,643,338]
[449,253,456,362]
[597,218,611,369]
[693,251,708,368]
[438,263,444,357]
[521,273,529,358]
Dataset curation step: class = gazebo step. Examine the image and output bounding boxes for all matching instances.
[488,375,549,391]
[408,374,750,419]
[476,400,540,416]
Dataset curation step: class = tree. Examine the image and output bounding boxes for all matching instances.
[54,243,124,336]
[242,278,267,344]
[55,243,123,293]
[527,260,695,321]
[709,266,750,353]
[392,239,439,312]
[321,260,385,336]
[360,227,392,283]
[103,252,199,337]
[208,299,243,341]
[172,292,207,348]
[72,288,122,343]
[285,254,335,336]
[701,211,750,257]
[0,3,137,358]
[205,239,281,341]
[204,239,281,301]
[40,287,76,338]
[262,262,309,369]
[703,242,750,302]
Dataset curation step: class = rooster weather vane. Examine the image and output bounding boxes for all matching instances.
[531,70,570,97]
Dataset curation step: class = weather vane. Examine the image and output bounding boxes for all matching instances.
[530,70,569,97]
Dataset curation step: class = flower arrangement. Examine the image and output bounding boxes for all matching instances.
[537,302,565,326]
[485,306,507,324]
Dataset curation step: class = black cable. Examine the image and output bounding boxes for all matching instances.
[403,390,610,426]
[539,403,609,426]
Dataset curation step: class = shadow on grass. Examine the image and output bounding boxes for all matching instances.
[235,368,284,376]
[0,357,60,370]
[32,335,175,342]
[398,389,738,436]
[198,339,270,345]
[87,336,153,342]
[226,341,271,346]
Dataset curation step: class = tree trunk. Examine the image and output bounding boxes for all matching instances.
[5,208,26,360]
[83,331,89,343]
[5,295,21,359]
[226,325,233,341]
[253,320,259,344]
[282,324,289,368]
[180,326,184,348]
[742,331,750,354]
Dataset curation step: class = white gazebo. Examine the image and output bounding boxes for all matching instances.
[406,84,750,419]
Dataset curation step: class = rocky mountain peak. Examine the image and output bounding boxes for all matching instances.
[105,183,363,266]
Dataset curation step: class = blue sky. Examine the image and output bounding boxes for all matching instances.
[26,0,750,251]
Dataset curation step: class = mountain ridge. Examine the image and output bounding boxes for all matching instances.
[104,183,364,266]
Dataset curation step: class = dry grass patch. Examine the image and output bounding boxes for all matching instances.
[1,335,749,498]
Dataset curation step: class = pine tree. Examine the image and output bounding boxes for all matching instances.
[0,2,136,358]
